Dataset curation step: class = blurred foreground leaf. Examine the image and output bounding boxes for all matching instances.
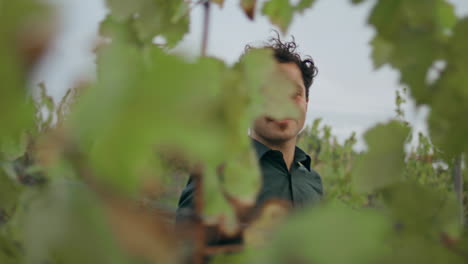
[382,182,460,236]
[71,30,300,234]
[352,121,410,192]
[0,0,49,157]
[21,181,136,264]
[428,18,468,157]
[0,169,21,221]
[262,202,390,264]
[261,0,294,33]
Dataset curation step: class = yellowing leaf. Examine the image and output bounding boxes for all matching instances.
[244,200,290,247]
[211,0,225,8]
[261,0,294,33]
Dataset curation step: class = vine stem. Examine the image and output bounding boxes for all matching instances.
[193,165,205,264]
[192,1,211,263]
[201,0,211,57]
[453,154,465,226]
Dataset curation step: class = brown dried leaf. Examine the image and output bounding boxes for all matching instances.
[211,0,225,8]
[244,200,290,247]
[15,19,57,71]
[240,0,257,19]
[104,196,178,263]
[33,127,68,168]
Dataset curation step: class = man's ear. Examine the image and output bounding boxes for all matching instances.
[306,97,309,104]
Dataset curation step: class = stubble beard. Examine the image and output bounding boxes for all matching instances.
[253,117,299,145]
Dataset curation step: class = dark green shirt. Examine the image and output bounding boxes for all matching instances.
[252,138,323,207]
[176,137,323,221]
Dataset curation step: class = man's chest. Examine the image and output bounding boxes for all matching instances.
[256,159,323,207]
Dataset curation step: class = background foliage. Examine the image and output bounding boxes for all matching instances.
[1,0,467,263]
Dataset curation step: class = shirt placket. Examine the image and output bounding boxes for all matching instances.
[270,151,295,205]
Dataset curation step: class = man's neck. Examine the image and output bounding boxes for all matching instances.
[250,134,297,171]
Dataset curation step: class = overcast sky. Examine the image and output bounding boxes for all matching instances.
[34,0,468,150]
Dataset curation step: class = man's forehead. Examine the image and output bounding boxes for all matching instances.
[274,62,304,89]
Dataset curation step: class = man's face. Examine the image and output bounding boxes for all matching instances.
[252,62,309,144]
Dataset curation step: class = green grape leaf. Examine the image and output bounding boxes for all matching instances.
[222,147,261,205]
[385,232,465,264]
[132,0,190,46]
[71,41,150,194]
[0,233,22,264]
[264,202,390,264]
[382,182,461,236]
[0,0,49,158]
[261,0,318,32]
[465,155,468,181]
[210,248,258,264]
[238,48,300,121]
[352,121,410,193]
[203,167,238,234]
[367,0,457,105]
[73,38,300,231]
[99,15,139,45]
[21,181,137,264]
[0,44,32,143]
[104,0,142,20]
[428,18,468,157]
[351,0,367,4]
[295,0,316,13]
[370,36,393,69]
[104,0,190,46]
[261,0,295,33]
[73,42,228,194]
[171,0,191,23]
[0,168,22,218]
[436,0,457,31]
[0,133,28,161]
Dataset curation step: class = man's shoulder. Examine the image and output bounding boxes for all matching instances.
[308,166,323,196]
[296,159,323,195]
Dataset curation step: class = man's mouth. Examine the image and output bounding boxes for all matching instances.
[266,116,294,125]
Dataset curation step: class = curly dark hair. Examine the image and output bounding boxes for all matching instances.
[244,35,318,99]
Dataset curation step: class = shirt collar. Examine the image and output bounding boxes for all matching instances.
[251,137,271,159]
[250,137,312,170]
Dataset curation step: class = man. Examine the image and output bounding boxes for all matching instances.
[176,36,323,246]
